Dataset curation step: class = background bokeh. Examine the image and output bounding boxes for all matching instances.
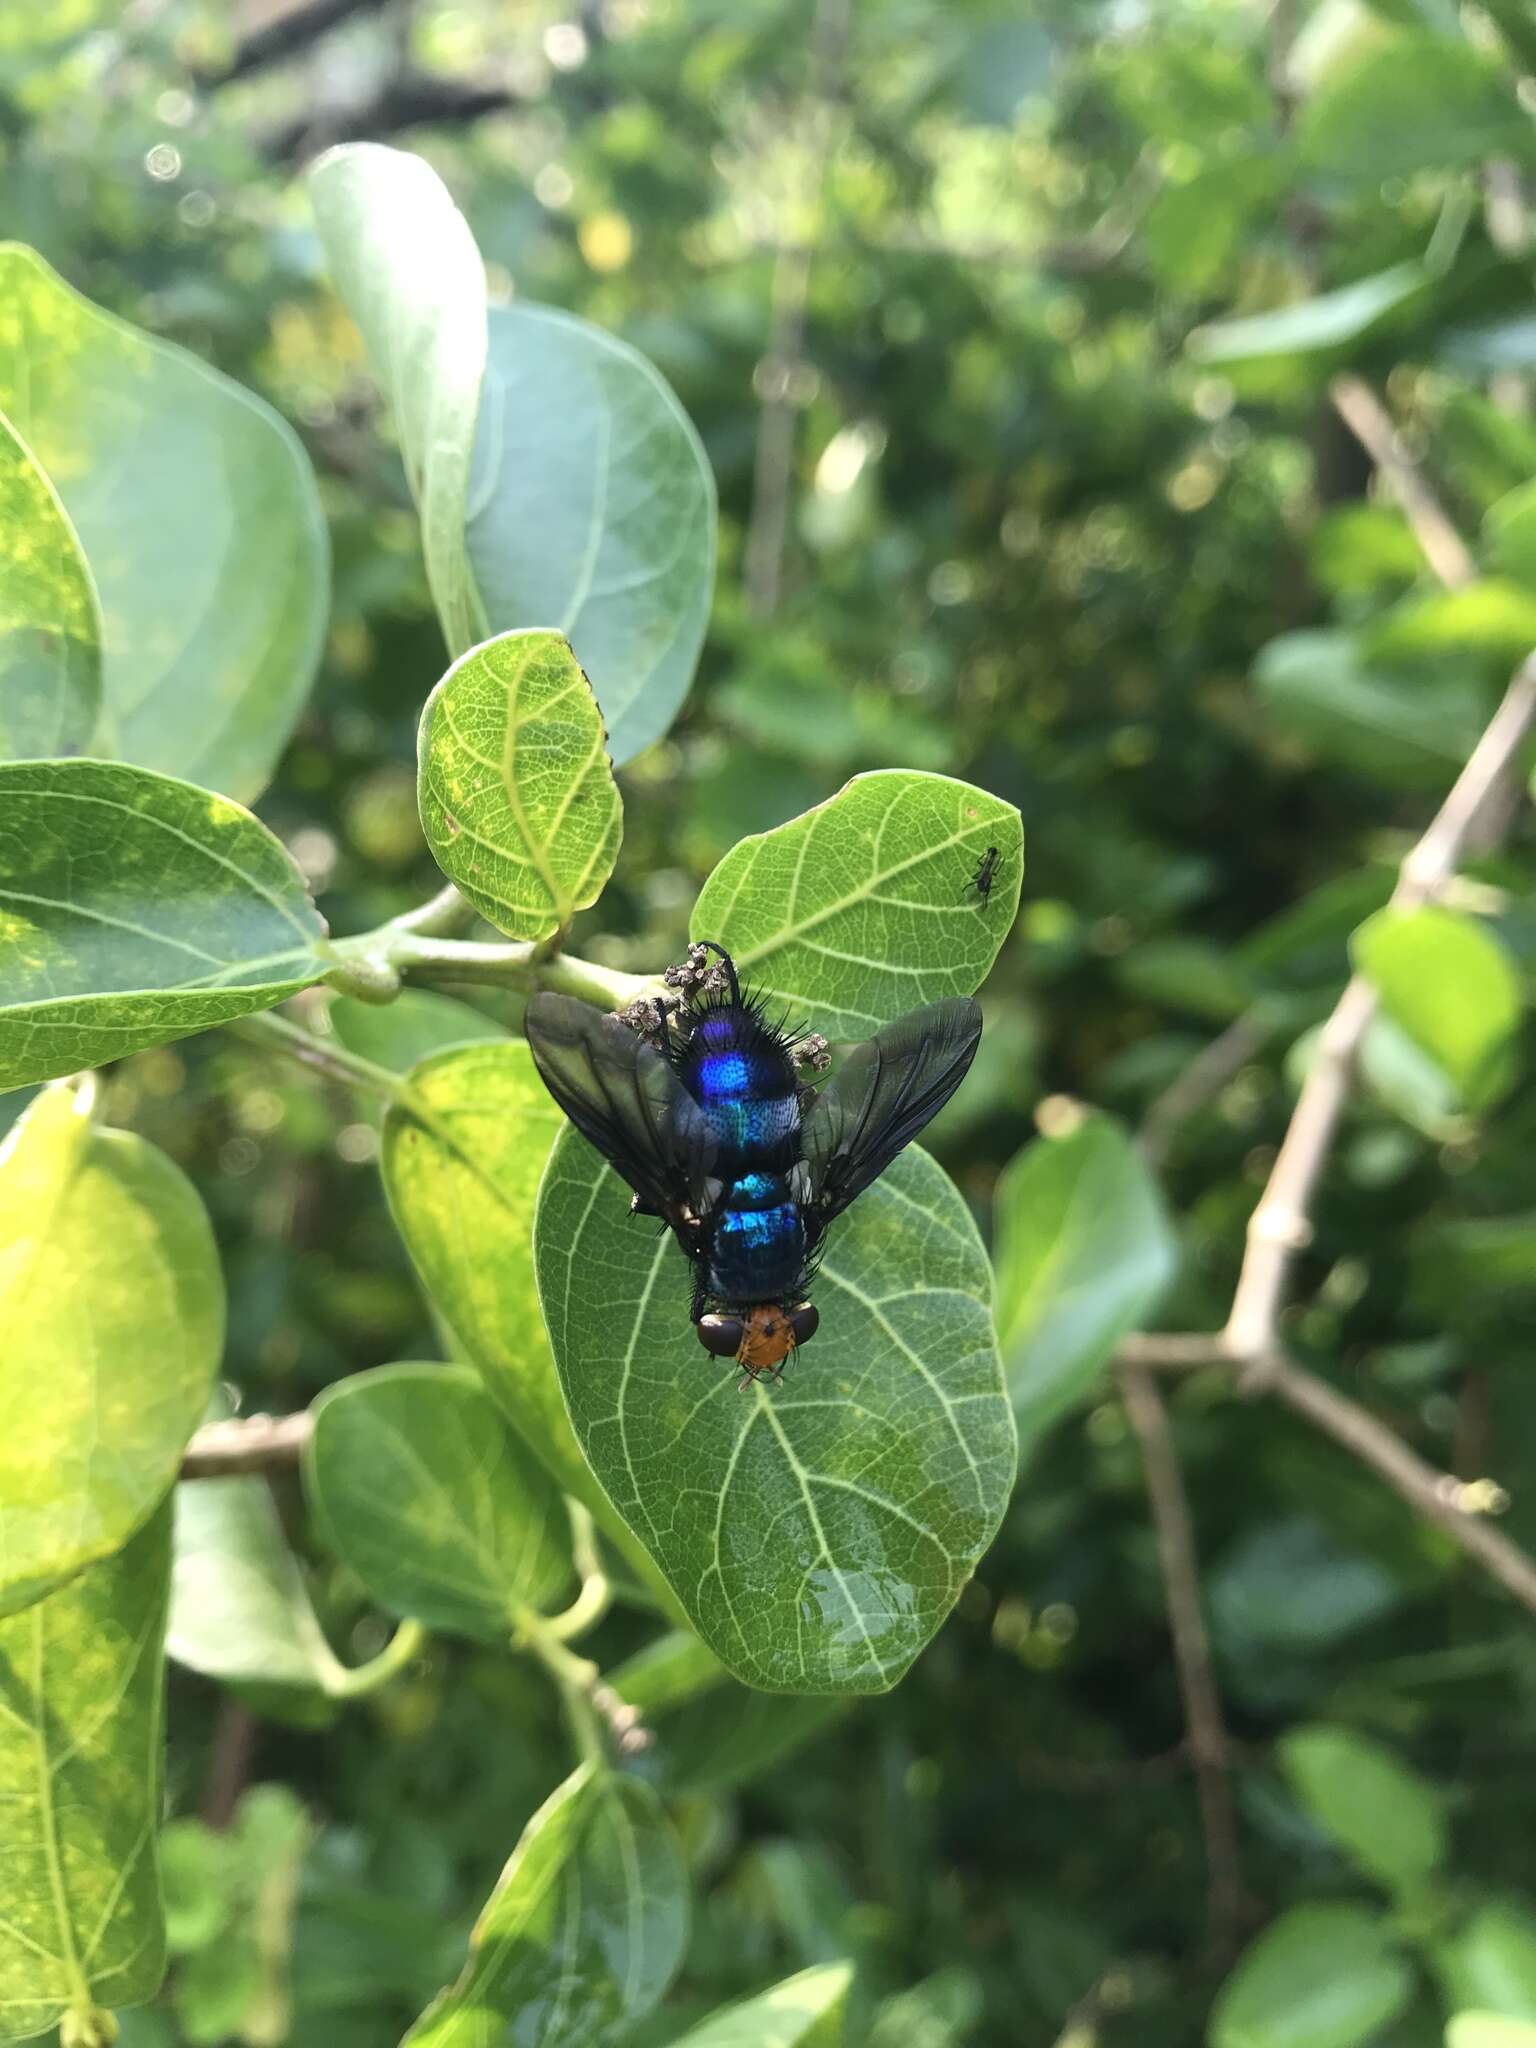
[10,1,1536,2042]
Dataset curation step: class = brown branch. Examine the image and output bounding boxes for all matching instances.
[1225,649,1536,1360]
[181,1411,313,1479]
[1119,1363,1247,1958]
[1328,375,1478,592]
[196,0,386,86]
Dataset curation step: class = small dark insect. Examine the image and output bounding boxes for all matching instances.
[525,941,981,1388]
[968,845,1001,905]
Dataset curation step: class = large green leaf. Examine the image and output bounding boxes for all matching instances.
[993,1113,1177,1449]
[0,1082,222,1615]
[0,244,327,804]
[1297,34,1533,183]
[534,1132,1016,1694]
[328,989,505,1072]
[1278,1724,1446,1896]
[0,404,100,758]
[1354,907,1522,1113]
[379,1041,677,1613]
[305,1363,573,1641]
[167,1473,345,1714]
[465,303,716,766]
[0,759,330,1092]
[404,1762,688,2048]
[666,1962,853,2048]
[309,144,486,657]
[689,771,1022,1038]
[417,630,623,942]
[1210,1902,1414,2048]
[0,1505,171,2041]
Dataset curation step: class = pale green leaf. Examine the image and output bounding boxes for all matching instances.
[328,989,505,1072]
[993,1113,1177,1448]
[534,1132,1016,1694]
[1298,35,1532,182]
[0,244,327,803]
[1189,262,1427,367]
[379,1041,679,1616]
[417,629,623,942]
[665,1962,853,2048]
[404,1762,688,2048]
[167,1473,345,1711]
[0,1506,171,2041]
[467,303,716,765]
[1367,580,1536,662]
[608,1630,728,1717]
[690,770,1021,1038]
[1450,2019,1536,2048]
[0,759,330,1093]
[309,144,486,656]
[0,1083,221,1615]
[1485,482,1536,589]
[1354,906,1522,1112]
[1254,630,1486,790]
[1211,1902,1414,2048]
[1437,1904,1536,2024]
[1279,1724,1446,1894]
[0,404,100,758]
[305,1362,573,1640]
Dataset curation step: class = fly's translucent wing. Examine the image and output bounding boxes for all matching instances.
[801,997,982,1223]
[524,994,715,1229]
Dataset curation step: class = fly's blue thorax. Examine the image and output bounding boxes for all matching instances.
[707,1169,806,1302]
[679,998,800,1167]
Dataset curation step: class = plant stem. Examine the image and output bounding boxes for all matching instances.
[230,1010,411,1104]
[543,1505,613,1644]
[326,926,652,1010]
[512,1606,648,1764]
[324,1617,428,1700]
[182,1410,314,1478]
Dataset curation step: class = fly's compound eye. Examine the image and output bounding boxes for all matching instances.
[789,1304,819,1347]
[697,1314,745,1359]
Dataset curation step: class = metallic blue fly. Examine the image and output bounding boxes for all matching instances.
[525,942,981,1387]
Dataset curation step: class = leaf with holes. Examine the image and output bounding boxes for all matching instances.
[466,303,716,765]
[305,1363,573,1640]
[380,1041,680,1618]
[0,1505,172,2040]
[690,771,1021,1038]
[417,630,623,941]
[309,146,486,657]
[0,1082,222,1616]
[534,1131,1016,1694]
[0,243,327,803]
[0,759,330,1092]
[666,1962,854,2048]
[0,403,101,759]
[404,1761,688,2048]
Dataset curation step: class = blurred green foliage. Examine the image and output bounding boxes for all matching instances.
[9,0,1536,2042]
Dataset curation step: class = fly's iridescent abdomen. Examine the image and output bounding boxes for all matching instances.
[678,1004,806,1302]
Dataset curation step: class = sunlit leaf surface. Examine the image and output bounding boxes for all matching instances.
[0,404,100,759]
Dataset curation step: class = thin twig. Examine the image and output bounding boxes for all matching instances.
[196,0,385,85]
[181,1411,313,1478]
[1119,1363,1247,1958]
[1226,650,1536,1359]
[1328,375,1478,591]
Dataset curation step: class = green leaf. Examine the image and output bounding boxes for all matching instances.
[0,1505,172,2040]
[1448,2020,1536,2048]
[1367,581,1536,662]
[328,990,505,1072]
[417,629,623,942]
[0,759,330,1093]
[1211,1902,1415,2048]
[0,1082,222,1615]
[0,404,100,757]
[309,145,486,657]
[665,1962,854,2048]
[608,1629,728,1717]
[404,1761,688,2048]
[0,244,327,804]
[1278,1723,1446,1894]
[993,1113,1178,1449]
[1438,1903,1536,2023]
[1484,482,1536,589]
[379,1041,678,1614]
[649,1684,845,1796]
[690,770,1022,1038]
[1189,262,1427,367]
[305,1362,573,1640]
[1297,35,1532,182]
[1353,907,1522,1112]
[167,1473,345,1713]
[534,1132,1016,1693]
[1254,630,1488,790]
[467,303,716,765]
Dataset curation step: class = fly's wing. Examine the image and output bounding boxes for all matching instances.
[524,994,716,1233]
[801,997,982,1223]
